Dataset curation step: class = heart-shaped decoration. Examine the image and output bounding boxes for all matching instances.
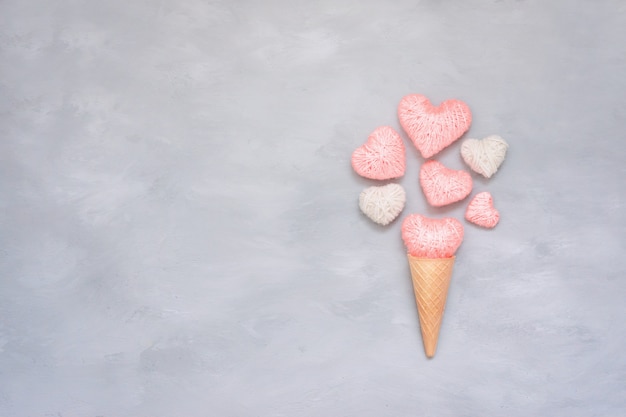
[461,135,508,178]
[465,192,500,228]
[420,160,473,207]
[351,126,405,180]
[398,94,472,158]
[401,214,464,258]
[359,183,406,226]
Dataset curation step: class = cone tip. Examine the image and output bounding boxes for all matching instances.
[424,345,436,358]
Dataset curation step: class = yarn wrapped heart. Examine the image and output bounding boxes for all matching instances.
[401,214,464,258]
[420,160,473,207]
[461,135,508,178]
[398,94,472,158]
[351,126,405,180]
[359,183,406,226]
[465,192,500,228]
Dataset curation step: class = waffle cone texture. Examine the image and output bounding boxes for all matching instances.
[407,255,455,358]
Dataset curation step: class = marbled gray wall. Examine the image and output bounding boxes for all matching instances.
[1,0,625,416]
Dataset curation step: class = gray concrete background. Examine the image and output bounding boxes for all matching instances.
[1,1,625,416]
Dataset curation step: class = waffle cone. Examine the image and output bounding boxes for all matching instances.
[407,254,455,358]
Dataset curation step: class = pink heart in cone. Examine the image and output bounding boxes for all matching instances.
[398,94,472,158]
[351,126,405,180]
[420,160,472,207]
[465,192,500,228]
[401,214,464,258]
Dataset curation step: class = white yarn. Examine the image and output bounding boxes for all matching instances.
[359,183,406,226]
[461,135,508,178]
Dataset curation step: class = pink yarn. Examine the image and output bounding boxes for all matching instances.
[398,94,472,158]
[465,192,500,228]
[351,126,405,180]
[401,214,464,258]
[420,160,473,207]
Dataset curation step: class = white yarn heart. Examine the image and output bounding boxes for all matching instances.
[461,135,508,178]
[359,183,406,226]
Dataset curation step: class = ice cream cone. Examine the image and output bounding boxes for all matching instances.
[407,254,455,358]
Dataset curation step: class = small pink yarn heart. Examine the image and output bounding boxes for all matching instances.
[465,192,500,228]
[401,214,464,258]
[420,160,473,207]
[351,126,405,180]
[398,94,472,158]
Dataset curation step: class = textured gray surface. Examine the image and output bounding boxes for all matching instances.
[1,1,625,416]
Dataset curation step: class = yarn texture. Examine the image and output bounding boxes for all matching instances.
[420,160,473,207]
[401,214,464,258]
[465,192,500,228]
[359,183,406,226]
[351,126,405,180]
[461,135,508,178]
[398,94,472,158]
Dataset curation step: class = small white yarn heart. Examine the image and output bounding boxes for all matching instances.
[359,183,406,226]
[461,135,508,178]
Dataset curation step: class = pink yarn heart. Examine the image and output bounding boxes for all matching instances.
[351,126,405,180]
[398,94,472,158]
[420,160,473,207]
[401,214,464,258]
[465,192,500,228]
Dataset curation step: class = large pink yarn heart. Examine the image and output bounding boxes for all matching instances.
[351,126,405,180]
[465,192,500,228]
[398,94,472,158]
[420,160,473,207]
[401,214,464,258]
